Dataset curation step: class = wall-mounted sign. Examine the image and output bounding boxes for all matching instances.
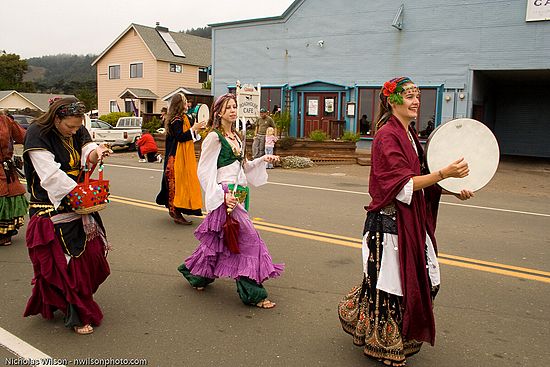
[325,98,334,113]
[308,99,318,116]
[346,102,355,117]
[526,0,550,21]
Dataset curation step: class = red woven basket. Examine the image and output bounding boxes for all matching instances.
[67,161,110,214]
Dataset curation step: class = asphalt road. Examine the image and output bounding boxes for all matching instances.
[1,153,549,367]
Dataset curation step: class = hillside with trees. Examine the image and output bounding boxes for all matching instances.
[24,54,98,109]
[183,26,212,39]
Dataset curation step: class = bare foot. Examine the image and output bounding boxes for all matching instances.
[73,324,94,335]
[256,299,276,309]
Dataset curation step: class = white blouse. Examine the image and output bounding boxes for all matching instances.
[362,132,440,296]
[197,131,268,212]
[28,142,98,209]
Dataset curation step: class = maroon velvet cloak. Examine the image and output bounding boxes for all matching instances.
[366,115,441,345]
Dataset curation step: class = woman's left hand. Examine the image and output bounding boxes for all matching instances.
[454,189,474,201]
[95,143,113,159]
[263,154,280,163]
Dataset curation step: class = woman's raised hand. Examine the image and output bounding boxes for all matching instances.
[192,121,207,132]
[441,157,469,179]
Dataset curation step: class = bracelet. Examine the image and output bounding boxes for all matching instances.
[438,170,445,180]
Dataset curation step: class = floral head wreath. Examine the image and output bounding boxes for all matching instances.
[56,101,86,118]
[380,77,418,108]
[48,96,62,105]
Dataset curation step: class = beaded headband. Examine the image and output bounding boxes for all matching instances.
[380,77,418,107]
[56,102,86,118]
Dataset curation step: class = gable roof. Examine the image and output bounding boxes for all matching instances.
[210,0,303,27]
[0,90,75,111]
[162,87,212,101]
[92,23,211,67]
[119,88,159,99]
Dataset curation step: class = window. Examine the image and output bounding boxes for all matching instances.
[109,101,118,112]
[108,65,120,80]
[356,87,438,137]
[145,101,153,114]
[259,88,282,114]
[130,63,143,78]
[170,64,182,73]
[198,67,208,83]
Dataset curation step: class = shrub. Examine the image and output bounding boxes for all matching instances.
[278,136,296,150]
[342,130,361,142]
[309,129,328,141]
[142,116,163,133]
[273,110,291,137]
[98,112,131,126]
[280,156,314,169]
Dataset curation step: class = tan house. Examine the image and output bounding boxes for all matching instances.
[92,23,212,117]
[0,90,75,114]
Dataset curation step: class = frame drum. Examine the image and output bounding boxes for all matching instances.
[187,103,210,124]
[425,118,499,193]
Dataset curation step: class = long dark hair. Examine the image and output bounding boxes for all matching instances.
[373,99,392,135]
[165,93,187,135]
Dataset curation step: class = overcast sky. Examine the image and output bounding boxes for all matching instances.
[1,0,295,59]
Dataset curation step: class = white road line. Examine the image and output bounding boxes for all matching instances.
[104,163,550,218]
[0,326,66,366]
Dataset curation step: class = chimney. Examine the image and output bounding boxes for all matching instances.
[155,22,169,32]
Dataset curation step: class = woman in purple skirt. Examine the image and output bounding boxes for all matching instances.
[178,93,283,309]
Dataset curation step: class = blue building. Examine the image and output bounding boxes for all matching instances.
[211,0,550,157]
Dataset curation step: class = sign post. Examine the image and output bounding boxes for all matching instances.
[235,81,261,159]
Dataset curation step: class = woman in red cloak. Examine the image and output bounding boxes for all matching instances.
[338,77,474,366]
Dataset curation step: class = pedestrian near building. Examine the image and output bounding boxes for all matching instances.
[136,131,162,163]
[251,108,276,159]
[22,97,113,335]
[156,93,205,225]
[0,111,28,246]
[338,77,473,366]
[177,93,283,309]
[264,127,278,169]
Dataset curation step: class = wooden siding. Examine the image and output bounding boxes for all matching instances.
[96,29,157,116]
[96,27,208,116]
[155,62,204,101]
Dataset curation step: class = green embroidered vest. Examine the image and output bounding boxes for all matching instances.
[214,130,242,168]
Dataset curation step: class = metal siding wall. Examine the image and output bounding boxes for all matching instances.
[213,0,550,92]
[211,0,550,153]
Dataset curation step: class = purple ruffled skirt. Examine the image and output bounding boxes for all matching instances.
[185,204,284,284]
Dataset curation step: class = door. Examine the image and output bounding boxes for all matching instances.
[303,92,338,137]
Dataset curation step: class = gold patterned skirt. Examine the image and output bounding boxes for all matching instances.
[338,214,425,366]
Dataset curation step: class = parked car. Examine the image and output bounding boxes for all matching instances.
[11,114,34,129]
[88,119,113,142]
[92,116,142,150]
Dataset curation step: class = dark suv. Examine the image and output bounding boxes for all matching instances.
[11,114,34,129]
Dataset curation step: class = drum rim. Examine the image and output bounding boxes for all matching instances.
[425,118,500,193]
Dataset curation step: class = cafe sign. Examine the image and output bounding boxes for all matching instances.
[526,0,550,21]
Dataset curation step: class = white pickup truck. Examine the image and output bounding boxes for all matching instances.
[92,117,143,150]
